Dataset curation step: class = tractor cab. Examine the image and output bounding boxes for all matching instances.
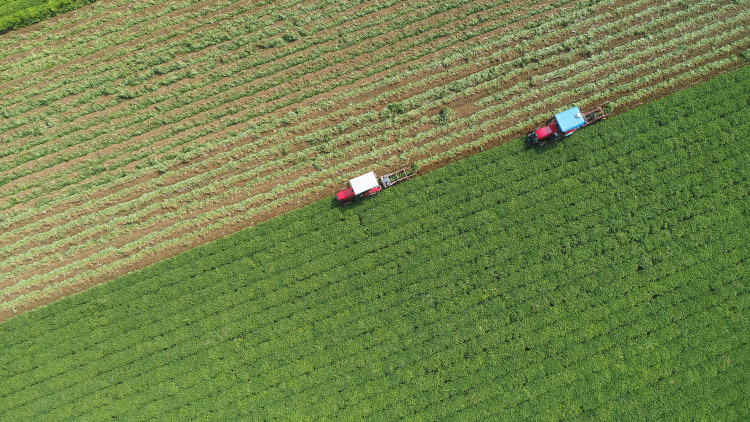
[336,171,382,204]
[555,107,586,134]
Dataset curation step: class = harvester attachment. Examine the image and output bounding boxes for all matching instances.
[379,168,415,188]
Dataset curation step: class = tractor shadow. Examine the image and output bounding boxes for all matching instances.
[523,137,564,153]
[329,196,365,210]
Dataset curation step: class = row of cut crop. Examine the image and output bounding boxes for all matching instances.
[0,0,747,314]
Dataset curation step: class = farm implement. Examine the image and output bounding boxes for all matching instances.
[336,168,415,205]
[526,105,607,146]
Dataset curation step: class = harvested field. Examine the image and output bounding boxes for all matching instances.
[1,0,748,318]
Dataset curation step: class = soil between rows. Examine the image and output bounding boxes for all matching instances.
[0,0,747,320]
[0,0,504,223]
[0,0,631,238]
[0,0,568,253]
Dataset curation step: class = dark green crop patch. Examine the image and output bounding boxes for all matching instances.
[0,67,748,420]
[0,0,97,33]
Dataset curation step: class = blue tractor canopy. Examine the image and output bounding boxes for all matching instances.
[555,107,586,133]
[525,104,607,146]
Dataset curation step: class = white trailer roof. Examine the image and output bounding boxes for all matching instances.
[350,171,379,195]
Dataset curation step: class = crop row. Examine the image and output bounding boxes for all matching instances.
[1,61,748,310]
[3,109,739,372]
[75,80,750,418]
[4,0,692,187]
[0,0,728,221]
[0,0,547,196]
[11,13,748,268]
[7,217,745,418]
[0,0,688,195]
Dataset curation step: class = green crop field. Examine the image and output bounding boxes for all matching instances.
[0,0,96,33]
[0,67,747,420]
[1,0,748,316]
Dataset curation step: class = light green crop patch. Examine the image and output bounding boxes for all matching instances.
[0,66,748,420]
[0,0,98,33]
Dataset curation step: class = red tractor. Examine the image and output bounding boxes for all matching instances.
[526,105,607,146]
[336,168,414,205]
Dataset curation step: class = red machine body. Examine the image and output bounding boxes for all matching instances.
[526,105,607,146]
[534,123,559,141]
[336,168,414,205]
[336,185,381,202]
